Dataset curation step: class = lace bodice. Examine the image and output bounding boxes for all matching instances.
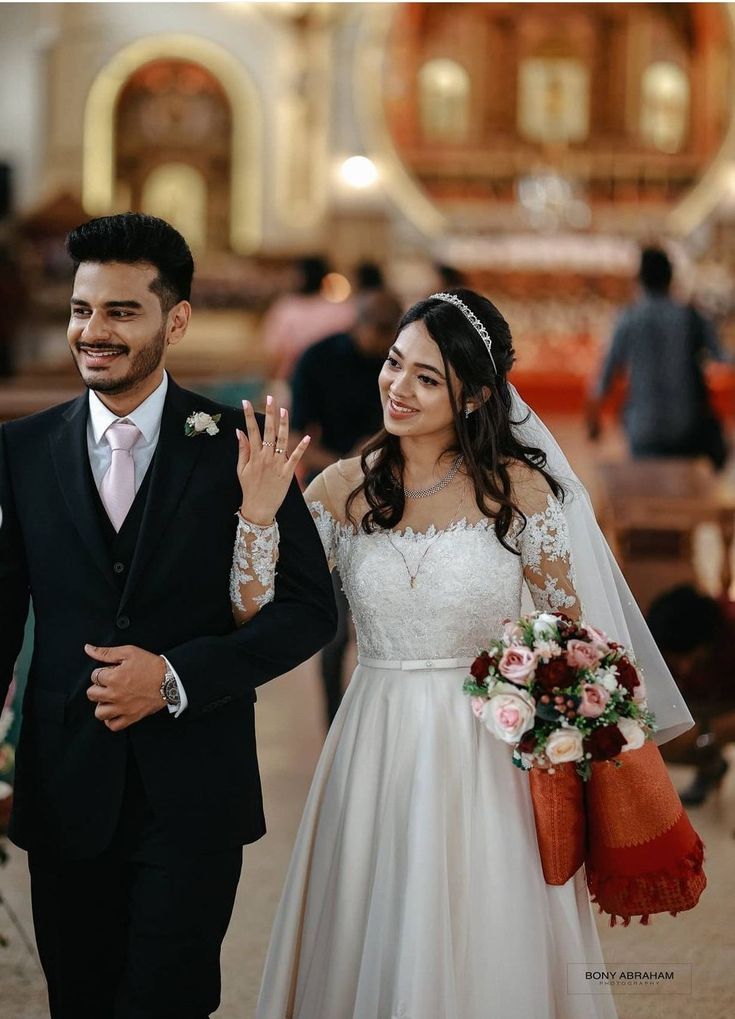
[308,496,578,660]
[229,470,580,659]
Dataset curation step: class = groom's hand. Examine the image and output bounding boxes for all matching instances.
[85,643,166,731]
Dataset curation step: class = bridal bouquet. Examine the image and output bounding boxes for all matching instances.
[463,610,656,780]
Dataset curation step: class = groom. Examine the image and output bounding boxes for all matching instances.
[0,213,336,1018]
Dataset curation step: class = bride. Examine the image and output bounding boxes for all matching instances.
[230,289,692,1019]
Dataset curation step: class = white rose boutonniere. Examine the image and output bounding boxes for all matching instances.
[185,411,221,437]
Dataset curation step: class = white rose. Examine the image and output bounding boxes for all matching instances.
[617,716,646,752]
[205,422,219,436]
[192,412,212,432]
[482,682,536,744]
[532,612,560,640]
[544,728,585,764]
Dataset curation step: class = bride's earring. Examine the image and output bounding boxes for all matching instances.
[464,406,472,418]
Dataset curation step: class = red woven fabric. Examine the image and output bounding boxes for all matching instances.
[584,741,706,926]
[528,741,706,924]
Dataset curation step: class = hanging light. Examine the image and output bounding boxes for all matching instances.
[339,156,379,189]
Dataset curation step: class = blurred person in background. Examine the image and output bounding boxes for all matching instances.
[290,288,403,727]
[433,261,466,290]
[587,246,730,470]
[648,584,735,805]
[260,255,355,385]
[354,260,385,292]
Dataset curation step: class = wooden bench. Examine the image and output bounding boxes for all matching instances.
[596,459,735,611]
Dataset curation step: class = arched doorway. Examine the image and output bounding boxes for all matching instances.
[115,59,230,251]
[83,35,261,253]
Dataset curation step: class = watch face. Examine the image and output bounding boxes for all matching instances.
[163,675,180,706]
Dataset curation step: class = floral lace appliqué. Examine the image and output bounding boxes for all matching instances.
[229,515,279,612]
[307,500,339,570]
[518,494,578,613]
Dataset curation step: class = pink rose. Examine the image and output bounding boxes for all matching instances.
[471,696,486,719]
[583,625,611,654]
[502,620,525,644]
[566,639,603,671]
[577,683,611,719]
[498,646,538,686]
[482,683,536,743]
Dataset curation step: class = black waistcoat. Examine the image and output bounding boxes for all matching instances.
[89,457,155,593]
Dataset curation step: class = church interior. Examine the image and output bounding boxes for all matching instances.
[1,2,735,1016]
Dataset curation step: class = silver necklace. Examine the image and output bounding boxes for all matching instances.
[403,454,464,500]
[388,490,466,589]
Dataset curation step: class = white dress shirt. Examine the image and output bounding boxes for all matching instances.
[87,371,188,716]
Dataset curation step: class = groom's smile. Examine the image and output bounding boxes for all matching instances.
[67,260,186,408]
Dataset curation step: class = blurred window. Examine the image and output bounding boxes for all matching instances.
[640,62,690,154]
[518,58,589,144]
[418,58,471,142]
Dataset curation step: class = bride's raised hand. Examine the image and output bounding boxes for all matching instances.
[236,395,310,525]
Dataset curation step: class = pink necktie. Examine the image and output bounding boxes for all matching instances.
[100,421,141,532]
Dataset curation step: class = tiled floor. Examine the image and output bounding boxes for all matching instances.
[2,413,734,1018]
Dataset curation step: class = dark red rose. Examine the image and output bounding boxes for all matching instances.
[471,652,491,681]
[535,658,575,693]
[615,657,640,695]
[518,729,537,754]
[584,724,626,761]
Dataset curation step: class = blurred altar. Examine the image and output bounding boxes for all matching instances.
[0,2,734,399]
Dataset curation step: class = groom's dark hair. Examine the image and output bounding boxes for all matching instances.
[66,212,194,310]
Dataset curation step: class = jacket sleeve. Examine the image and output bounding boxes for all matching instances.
[0,424,31,707]
[164,473,338,717]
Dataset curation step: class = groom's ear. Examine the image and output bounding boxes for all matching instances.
[166,301,191,348]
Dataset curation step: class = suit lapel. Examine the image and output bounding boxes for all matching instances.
[119,379,205,607]
[49,393,117,594]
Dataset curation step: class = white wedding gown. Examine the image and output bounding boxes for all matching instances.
[245,473,618,1019]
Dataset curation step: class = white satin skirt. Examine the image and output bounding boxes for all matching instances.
[255,659,617,1019]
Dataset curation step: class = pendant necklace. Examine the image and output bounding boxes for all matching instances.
[388,487,467,590]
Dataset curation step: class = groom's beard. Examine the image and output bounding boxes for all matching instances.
[72,322,167,396]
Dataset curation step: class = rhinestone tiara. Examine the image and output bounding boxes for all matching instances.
[428,292,498,373]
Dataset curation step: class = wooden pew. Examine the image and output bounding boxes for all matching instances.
[596,459,735,612]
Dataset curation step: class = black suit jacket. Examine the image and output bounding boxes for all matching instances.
[0,378,336,858]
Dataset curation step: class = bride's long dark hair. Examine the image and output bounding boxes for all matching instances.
[346,288,564,552]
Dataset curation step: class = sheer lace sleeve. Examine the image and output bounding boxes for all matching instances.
[229,514,280,627]
[304,467,345,572]
[517,480,581,621]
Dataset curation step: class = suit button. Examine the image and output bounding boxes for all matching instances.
[113,562,125,574]
[425,660,433,668]
[116,615,130,630]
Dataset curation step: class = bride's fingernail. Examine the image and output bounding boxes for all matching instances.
[266,394,273,407]
[280,407,286,418]
[242,399,250,410]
